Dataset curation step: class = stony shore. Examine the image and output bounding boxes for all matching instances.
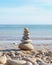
[0,28,52,65]
[0,43,52,65]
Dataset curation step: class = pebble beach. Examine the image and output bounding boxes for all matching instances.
[0,28,52,65]
[0,43,52,65]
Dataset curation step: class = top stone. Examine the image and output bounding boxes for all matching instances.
[23,28,30,36]
[24,28,29,33]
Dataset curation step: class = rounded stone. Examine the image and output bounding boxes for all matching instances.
[23,33,30,36]
[7,59,26,65]
[22,36,30,40]
[24,28,29,33]
[24,61,33,65]
[22,57,38,65]
[21,39,32,43]
[19,43,34,50]
[36,58,47,65]
[0,55,7,64]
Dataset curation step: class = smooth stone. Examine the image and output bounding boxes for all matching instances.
[22,57,38,65]
[11,53,15,58]
[24,61,33,65]
[7,59,26,65]
[0,55,7,64]
[19,43,34,50]
[22,36,30,40]
[21,39,32,43]
[15,51,24,55]
[36,58,47,65]
[41,48,48,53]
[43,57,49,63]
[6,55,11,60]
[24,28,29,33]
[23,33,30,36]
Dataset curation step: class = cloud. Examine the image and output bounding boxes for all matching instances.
[0,1,52,24]
[0,5,52,16]
[39,0,52,4]
[0,6,42,16]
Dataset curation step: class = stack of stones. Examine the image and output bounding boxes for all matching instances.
[19,28,34,51]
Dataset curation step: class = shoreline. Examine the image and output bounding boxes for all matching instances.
[0,42,52,51]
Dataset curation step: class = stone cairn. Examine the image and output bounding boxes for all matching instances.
[19,28,34,50]
[21,28,31,44]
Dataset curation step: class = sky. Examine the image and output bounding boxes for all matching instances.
[0,0,52,24]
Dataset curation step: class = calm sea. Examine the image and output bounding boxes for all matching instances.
[0,25,52,44]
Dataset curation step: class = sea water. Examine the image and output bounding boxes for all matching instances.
[0,25,52,44]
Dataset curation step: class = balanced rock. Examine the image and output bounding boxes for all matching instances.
[24,28,29,33]
[19,28,34,51]
[19,43,34,50]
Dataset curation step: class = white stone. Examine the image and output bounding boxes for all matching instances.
[0,55,7,64]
